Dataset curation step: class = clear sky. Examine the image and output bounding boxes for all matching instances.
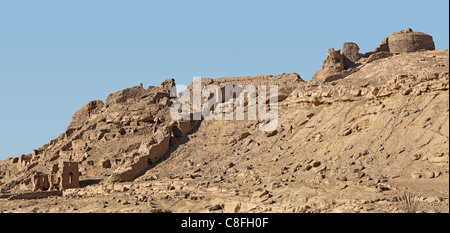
[0,0,449,160]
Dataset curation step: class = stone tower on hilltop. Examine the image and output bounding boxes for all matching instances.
[373,28,435,54]
[312,29,436,83]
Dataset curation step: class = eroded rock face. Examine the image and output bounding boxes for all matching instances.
[69,100,104,129]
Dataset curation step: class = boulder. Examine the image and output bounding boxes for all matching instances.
[342,42,362,68]
[102,160,112,169]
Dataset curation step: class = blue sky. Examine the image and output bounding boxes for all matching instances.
[0,0,449,160]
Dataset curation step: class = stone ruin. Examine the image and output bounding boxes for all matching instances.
[0,161,80,200]
[32,161,80,192]
[312,29,436,83]
[373,28,435,54]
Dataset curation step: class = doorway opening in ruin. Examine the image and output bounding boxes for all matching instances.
[68,172,73,185]
[42,176,49,191]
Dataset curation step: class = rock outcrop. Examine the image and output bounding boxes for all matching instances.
[342,42,362,69]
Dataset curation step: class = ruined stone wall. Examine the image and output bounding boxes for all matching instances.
[109,153,149,183]
[7,191,62,200]
[60,162,80,189]
[108,123,177,183]
[388,31,435,53]
[148,134,171,164]
[32,173,49,192]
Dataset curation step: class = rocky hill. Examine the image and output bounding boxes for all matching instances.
[0,29,448,213]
